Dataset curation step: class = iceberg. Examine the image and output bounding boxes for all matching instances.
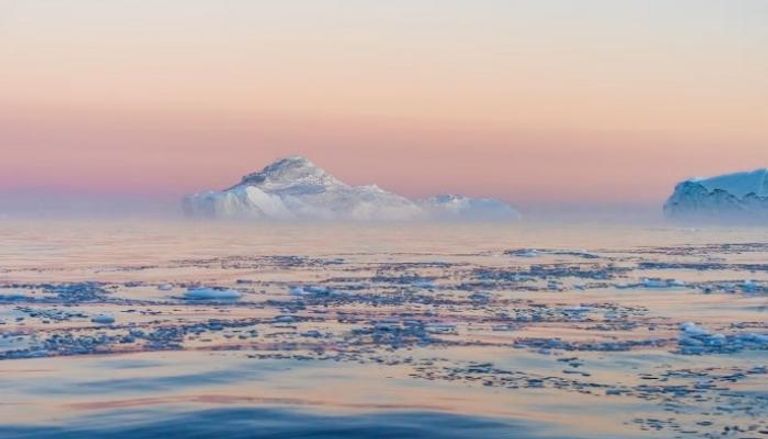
[183,156,520,222]
[183,156,423,221]
[664,169,768,221]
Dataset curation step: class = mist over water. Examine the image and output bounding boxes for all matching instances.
[0,189,666,225]
[0,191,182,220]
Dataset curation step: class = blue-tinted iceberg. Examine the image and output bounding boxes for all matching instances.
[664,169,768,221]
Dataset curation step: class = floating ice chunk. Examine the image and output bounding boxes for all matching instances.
[677,321,768,355]
[680,322,710,336]
[642,278,684,288]
[708,333,726,346]
[740,280,758,293]
[643,278,667,288]
[290,285,333,297]
[425,323,457,334]
[273,315,296,324]
[374,320,400,331]
[183,288,241,300]
[742,333,768,344]
[91,314,115,324]
[563,306,590,313]
[468,292,490,302]
[410,279,436,289]
[305,285,331,295]
[507,249,539,258]
[0,293,29,301]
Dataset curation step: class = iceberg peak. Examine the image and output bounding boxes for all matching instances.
[236,156,341,191]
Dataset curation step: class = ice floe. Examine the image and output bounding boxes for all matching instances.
[183,288,241,301]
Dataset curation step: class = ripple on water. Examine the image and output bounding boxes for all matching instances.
[0,407,586,439]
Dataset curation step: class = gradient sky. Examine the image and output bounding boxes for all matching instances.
[1,0,767,211]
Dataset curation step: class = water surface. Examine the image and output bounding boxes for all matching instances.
[1,220,767,438]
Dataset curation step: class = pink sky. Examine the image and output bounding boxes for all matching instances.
[1,1,766,208]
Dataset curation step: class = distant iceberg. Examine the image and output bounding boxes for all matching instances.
[664,169,768,221]
[183,156,520,222]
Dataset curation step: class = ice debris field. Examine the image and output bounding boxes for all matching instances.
[1,223,768,438]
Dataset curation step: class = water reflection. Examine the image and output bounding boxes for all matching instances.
[0,407,579,439]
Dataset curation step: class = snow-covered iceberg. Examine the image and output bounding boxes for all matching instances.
[183,156,423,221]
[664,169,768,221]
[183,156,520,222]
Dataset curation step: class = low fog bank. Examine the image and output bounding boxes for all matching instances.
[0,192,667,225]
[518,203,664,225]
[2,197,765,230]
[0,191,180,220]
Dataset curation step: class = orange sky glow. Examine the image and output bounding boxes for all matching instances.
[1,0,766,208]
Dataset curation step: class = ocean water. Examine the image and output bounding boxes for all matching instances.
[0,219,767,438]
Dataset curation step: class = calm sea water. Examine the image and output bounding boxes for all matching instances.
[0,220,767,438]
